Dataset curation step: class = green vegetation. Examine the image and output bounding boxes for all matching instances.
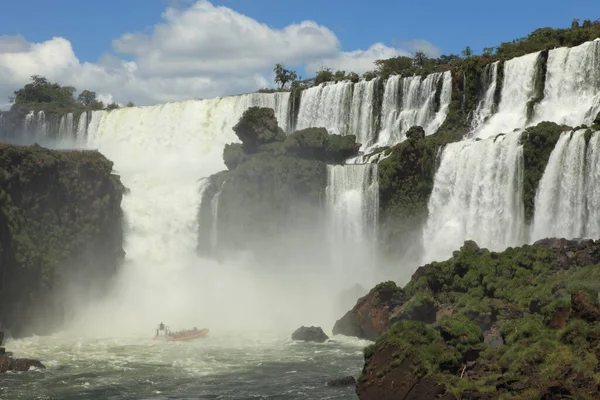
[9,75,134,115]
[273,63,298,89]
[521,122,571,222]
[360,239,600,398]
[377,126,447,257]
[199,107,362,257]
[0,143,125,336]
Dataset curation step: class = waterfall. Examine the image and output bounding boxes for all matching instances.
[75,92,293,328]
[210,181,226,253]
[348,78,379,148]
[471,61,499,131]
[75,111,88,146]
[532,39,600,127]
[295,81,353,135]
[326,163,379,285]
[375,71,452,148]
[530,129,600,241]
[475,52,540,138]
[422,132,525,262]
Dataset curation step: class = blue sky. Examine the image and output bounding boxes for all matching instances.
[0,0,597,105]
[1,0,594,63]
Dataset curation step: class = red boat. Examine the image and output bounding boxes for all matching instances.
[153,323,209,342]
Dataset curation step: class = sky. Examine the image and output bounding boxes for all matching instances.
[0,0,596,107]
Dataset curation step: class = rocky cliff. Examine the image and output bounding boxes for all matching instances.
[347,238,600,399]
[0,143,125,336]
[197,107,359,259]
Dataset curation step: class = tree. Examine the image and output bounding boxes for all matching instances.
[482,47,496,57]
[314,67,334,85]
[461,46,473,58]
[77,90,97,107]
[125,101,135,107]
[12,75,76,111]
[333,70,347,82]
[571,18,580,29]
[413,51,428,68]
[273,63,297,89]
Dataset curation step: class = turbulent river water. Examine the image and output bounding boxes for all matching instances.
[2,332,368,399]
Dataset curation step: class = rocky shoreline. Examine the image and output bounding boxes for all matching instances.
[333,238,600,399]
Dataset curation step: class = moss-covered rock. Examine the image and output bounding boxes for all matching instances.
[283,127,359,163]
[355,238,600,399]
[198,109,329,259]
[377,128,438,259]
[232,107,285,153]
[0,143,125,336]
[222,143,246,170]
[521,121,572,222]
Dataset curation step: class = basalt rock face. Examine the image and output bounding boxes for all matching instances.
[355,238,600,400]
[198,107,361,260]
[0,143,125,336]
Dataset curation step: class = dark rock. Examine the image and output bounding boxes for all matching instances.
[333,281,405,340]
[327,376,356,387]
[0,356,45,373]
[0,144,125,337]
[291,326,329,343]
[0,347,4,355]
[0,331,3,346]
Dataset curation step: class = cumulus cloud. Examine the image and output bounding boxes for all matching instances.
[0,1,441,106]
[305,43,409,75]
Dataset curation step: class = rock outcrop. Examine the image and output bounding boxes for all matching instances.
[333,281,406,340]
[0,331,45,372]
[198,107,361,259]
[0,144,125,336]
[291,326,329,343]
[355,238,600,399]
[327,375,356,387]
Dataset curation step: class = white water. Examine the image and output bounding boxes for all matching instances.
[532,39,600,127]
[476,52,540,138]
[376,71,452,148]
[530,130,600,241]
[295,81,353,135]
[64,92,337,337]
[348,78,379,148]
[471,61,499,131]
[326,164,379,287]
[423,132,525,262]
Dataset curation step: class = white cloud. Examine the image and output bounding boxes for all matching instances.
[400,39,442,58]
[305,43,409,75]
[0,1,441,106]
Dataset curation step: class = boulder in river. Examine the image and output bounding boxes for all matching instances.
[291,326,329,343]
[0,331,45,373]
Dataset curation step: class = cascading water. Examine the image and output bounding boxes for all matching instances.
[471,61,499,131]
[530,129,600,241]
[375,71,452,148]
[295,81,353,134]
[532,39,600,127]
[475,52,540,138]
[70,92,299,334]
[348,78,378,148]
[422,132,526,262]
[326,163,379,287]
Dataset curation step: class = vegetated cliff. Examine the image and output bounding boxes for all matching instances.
[0,143,125,337]
[349,238,600,400]
[197,106,359,259]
